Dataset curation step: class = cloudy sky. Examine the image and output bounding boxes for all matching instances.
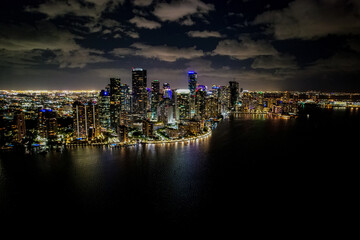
[1,0,360,91]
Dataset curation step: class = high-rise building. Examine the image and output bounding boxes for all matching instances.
[205,92,219,119]
[218,85,230,115]
[73,101,86,139]
[110,78,121,130]
[158,98,175,125]
[85,101,99,140]
[15,111,26,142]
[163,83,172,99]
[99,90,110,130]
[132,68,147,116]
[119,84,130,126]
[175,89,191,121]
[151,80,160,93]
[188,71,197,96]
[188,71,197,118]
[38,109,57,139]
[229,81,240,110]
[73,101,99,140]
[151,80,160,121]
[195,86,206,119]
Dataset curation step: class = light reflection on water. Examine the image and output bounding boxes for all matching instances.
[1,108,359,223]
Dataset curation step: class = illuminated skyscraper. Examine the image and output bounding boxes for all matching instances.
[110,78,121,129]
[175,89,191,121]
[85,101,100,140]
[151,80,160,93]
[73,101,85,139]
[188,71,197,96]
[132,68,147,116]
[119,84,130,125]
[188,71,197,118]
[219,86,230,115]
[15,111,26,142]
[38,109,57,139]
[151,80,160,121]
[99,90,110,129]
[195,86,206,119]
[163,83,172,99]
[73,101,99,140]
[158,98,175,124]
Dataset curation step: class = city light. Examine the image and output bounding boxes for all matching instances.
[1,68,360,153]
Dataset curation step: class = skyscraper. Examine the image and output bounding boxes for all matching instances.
[158,98,175,124]
[163,83,172,99]
[151,80,160,93]
[218,86,230,115]
[151,80,160,121]
[38,109,57,139]
[98,90,110,129]
[195,86,206,119]
[110,78,121,129]
[188,71,197,118]
[73,101,99,140]
[229,81,240,110]
[85,101,100,140]
[15,111,26,142]
[188,71,197,96]
[175,89,191,121]
[119,83,130,126]
[132,68,147,116]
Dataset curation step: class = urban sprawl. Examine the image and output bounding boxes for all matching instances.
[1,68,360,153]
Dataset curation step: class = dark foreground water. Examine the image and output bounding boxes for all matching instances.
[0,109,358,229]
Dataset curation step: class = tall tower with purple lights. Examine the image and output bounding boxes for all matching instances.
[188,71,197,96]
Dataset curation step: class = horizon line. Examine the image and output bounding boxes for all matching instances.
[1,89,360,94]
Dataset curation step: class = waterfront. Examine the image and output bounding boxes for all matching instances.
[0,108,358,226]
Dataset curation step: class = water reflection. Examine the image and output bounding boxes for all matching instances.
[1,108,359,223]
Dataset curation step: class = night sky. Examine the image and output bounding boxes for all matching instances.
[1,0,360,91]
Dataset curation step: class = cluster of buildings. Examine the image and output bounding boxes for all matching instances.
[1,68,360,151]
[72,69,230,144]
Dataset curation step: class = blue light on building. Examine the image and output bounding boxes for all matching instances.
[188,71,197,96]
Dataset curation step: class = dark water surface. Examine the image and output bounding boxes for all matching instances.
[1,109,358,228]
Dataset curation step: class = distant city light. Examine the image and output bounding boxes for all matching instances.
[175,89,190,94]
[2,67,360,152]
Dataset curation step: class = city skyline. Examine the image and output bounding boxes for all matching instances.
[1,0,360,91]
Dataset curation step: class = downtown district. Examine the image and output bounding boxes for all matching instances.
[1,68,360,153]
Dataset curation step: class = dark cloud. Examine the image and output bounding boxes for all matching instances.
[187,30,223,38]
[0,21,111,68]
[129,16,161,29]
[111,43,205,62]
[1,0,360,91]
[212,37,278,60]
[153,0,214,22]
[133,0,153,7]
[26,0,125,19]
[308,51,360,73]
[253,0,360,40]
[251,54,298,70]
